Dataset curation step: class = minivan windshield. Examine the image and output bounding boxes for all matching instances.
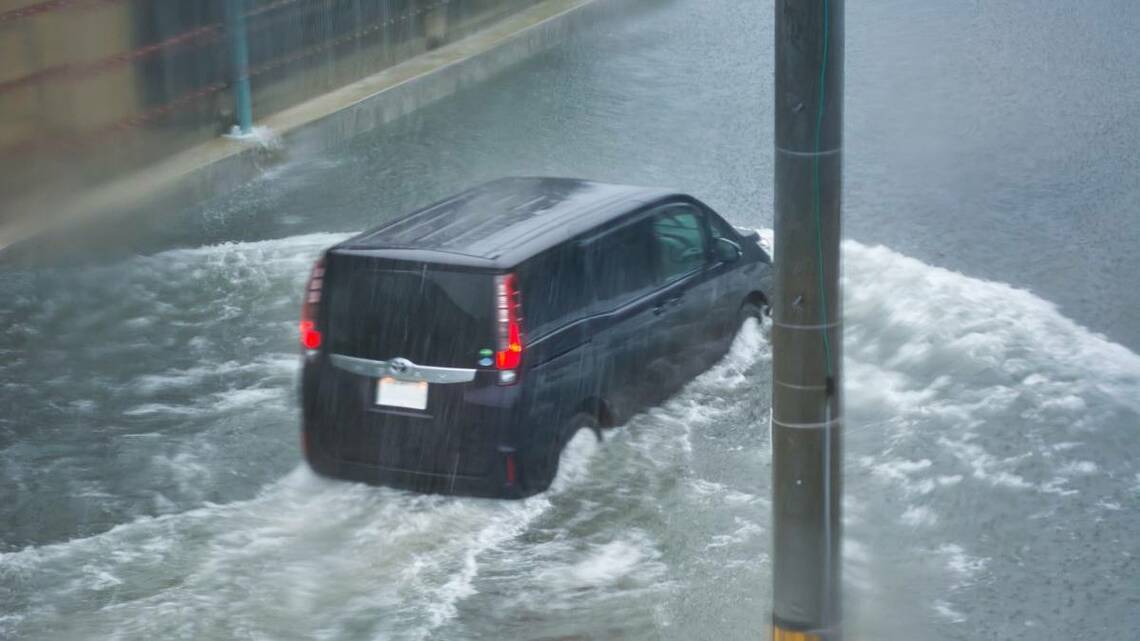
[325,260,495,368]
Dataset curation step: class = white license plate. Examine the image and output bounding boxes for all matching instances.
[376,377,429,410]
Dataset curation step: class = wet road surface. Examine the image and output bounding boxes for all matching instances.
[2,1,1138,639]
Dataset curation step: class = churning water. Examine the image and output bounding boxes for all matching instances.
[2,231,1136,640]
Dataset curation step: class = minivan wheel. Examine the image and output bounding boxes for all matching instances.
[569,412,604,444]
[738,301,765,326]
[526,412,600,494]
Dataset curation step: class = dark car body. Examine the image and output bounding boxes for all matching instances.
[300,177,772,498]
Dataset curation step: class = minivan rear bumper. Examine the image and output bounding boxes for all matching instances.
[300,356,528,498]
[302,432,524,498]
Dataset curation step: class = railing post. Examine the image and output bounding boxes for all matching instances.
[225,0,253,135]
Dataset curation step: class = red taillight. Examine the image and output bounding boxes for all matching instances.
[300,257,325,351]
[300,320,321,349]
[494,273,523,378]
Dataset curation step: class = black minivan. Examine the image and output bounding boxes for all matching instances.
[299,177,772,498]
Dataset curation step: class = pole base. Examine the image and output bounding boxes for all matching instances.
[223,125,259,141]
[772,622,840,641]
[221,126,282,152]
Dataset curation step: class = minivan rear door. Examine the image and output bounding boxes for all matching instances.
[316,253,501,478]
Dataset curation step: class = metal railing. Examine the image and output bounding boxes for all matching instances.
[0,0,538,164]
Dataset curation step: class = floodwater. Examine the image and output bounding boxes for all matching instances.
[2,1,1138,640]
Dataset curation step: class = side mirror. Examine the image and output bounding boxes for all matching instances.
[714,237,742,263]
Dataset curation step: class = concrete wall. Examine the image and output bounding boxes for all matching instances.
[0,1,142,142]
[0,0,545,222]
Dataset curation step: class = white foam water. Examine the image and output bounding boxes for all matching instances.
[839,240,1140,639]
[3,230,1138,640]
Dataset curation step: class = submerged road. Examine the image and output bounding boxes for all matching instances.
[2,1,1138,640]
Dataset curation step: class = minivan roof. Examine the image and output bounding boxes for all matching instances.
[335,177,677,269]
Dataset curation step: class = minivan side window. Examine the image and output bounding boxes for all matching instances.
[652,205,706,282]
[590,217,657,305]
[520,244,589,334]
[706,212,736,243]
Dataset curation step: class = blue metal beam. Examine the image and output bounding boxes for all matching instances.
[225,0,253,135]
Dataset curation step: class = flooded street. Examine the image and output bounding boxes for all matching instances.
[2,1,1138,639]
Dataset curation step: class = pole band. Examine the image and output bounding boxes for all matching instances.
[775,145,842,157]
[771,416,843,429]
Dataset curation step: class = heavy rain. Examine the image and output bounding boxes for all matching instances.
[1,1,1138,640]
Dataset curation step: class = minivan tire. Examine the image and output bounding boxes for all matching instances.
[738,301,765,327]
[525,411,600,494]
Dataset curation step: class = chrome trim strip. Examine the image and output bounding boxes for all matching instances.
[330,354,477,384]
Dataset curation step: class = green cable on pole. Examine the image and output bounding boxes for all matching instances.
[812,0,834,382]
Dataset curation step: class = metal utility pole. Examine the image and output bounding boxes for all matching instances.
[225,0,254,135]
[771,0,843,640]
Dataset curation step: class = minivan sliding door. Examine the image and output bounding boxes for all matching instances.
[584,216,664,422]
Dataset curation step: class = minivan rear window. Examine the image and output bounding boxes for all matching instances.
[325,258,495,369]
